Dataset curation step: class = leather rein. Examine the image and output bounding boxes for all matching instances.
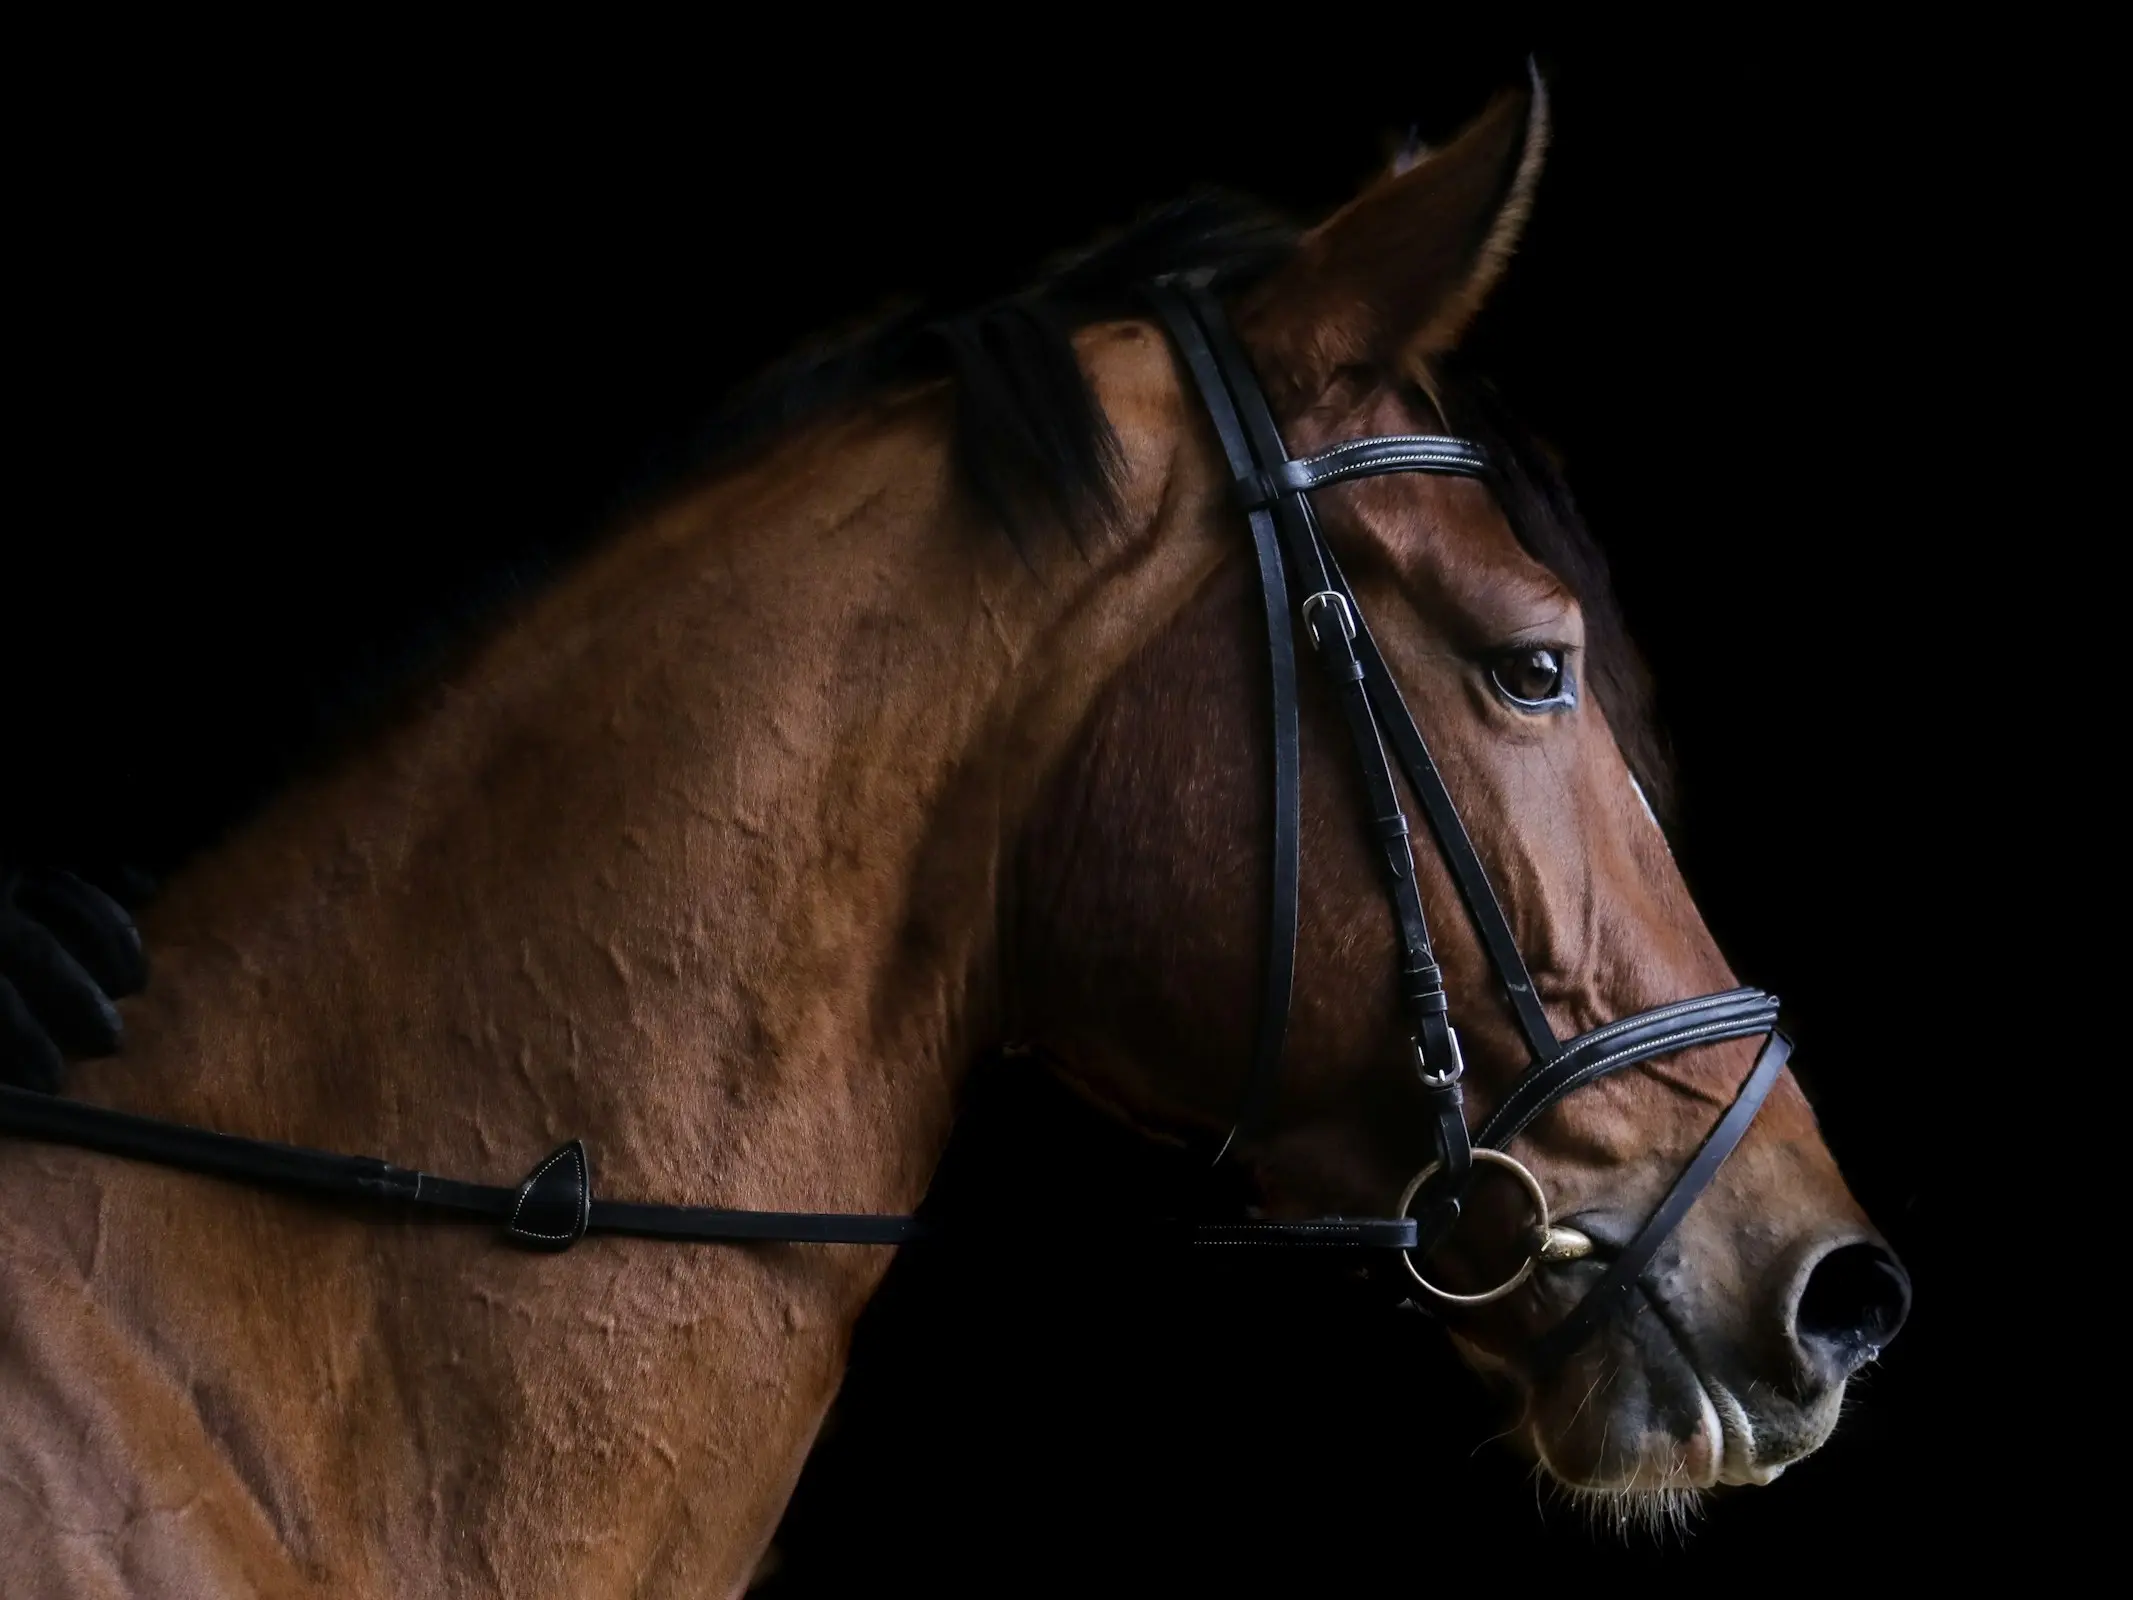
[0,282,1788,1376]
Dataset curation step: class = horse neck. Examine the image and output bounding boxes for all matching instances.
[2,328,1223,1591]
[84,330,1218,1227]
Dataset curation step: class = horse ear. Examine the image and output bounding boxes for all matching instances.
[1249,69,1549,392]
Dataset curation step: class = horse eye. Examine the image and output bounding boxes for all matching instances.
[1489,647,1569,708]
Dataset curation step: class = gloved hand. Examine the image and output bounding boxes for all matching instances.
[0,866,149,1092]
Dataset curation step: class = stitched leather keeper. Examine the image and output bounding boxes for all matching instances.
[507,1140,591,1251]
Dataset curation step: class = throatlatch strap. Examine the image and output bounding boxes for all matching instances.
[1147,284,1303,1148]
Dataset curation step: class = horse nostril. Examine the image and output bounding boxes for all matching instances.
[1792,1241,1912,1381]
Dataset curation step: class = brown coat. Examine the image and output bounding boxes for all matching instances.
[0,83,1887,1595]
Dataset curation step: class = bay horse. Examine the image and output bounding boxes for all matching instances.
[0,83,1906,1596]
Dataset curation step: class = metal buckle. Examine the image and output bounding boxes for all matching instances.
[1300,590,1356,647]
[1413,1026,1464,1090]
[1396,1148,1550,1307]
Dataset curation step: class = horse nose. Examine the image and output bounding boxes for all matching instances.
[1789,1238,1911,1385]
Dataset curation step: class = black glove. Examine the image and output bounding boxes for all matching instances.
[0,866,149,1092]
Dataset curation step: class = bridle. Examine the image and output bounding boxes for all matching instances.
[1145,281,1788,1368]
[0,282,1789,1378]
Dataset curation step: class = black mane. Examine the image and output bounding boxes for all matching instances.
[669,191,1298,538]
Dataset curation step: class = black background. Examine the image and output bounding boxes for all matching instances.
[5,18,2000,1589]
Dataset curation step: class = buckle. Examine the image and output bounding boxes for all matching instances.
[1300,590,1356,647]
[1413,1026,1464,1090]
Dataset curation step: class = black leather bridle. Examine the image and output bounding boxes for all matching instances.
[1140,283,1788,1369]
[0,281,1789,1377]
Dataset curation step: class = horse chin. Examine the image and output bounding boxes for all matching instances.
[1446,1328,1725,1511]
[1451,1340,1721,1541]
[1451,1318,1847,1517]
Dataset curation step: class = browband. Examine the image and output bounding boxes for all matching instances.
[1236,435,1491,509]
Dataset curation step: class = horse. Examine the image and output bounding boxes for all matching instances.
[0,82,1907,1596]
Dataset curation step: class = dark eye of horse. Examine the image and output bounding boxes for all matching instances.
[1489,647,1571,709]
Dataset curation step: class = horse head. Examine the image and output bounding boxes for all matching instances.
[1013,81,1908,1506]
[0,78,1914,1593]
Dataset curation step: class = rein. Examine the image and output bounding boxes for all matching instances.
[0,1084,1414,1251]
[0,282,1789,1376]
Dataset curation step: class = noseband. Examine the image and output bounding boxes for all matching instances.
[0,283,1789,1378]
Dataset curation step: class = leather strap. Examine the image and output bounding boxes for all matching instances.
[1146,285,1303,1150]
[1524,1032,1792,1373]
[1236,435,1490,508]
[1407,988,1781,1262]
[1475,988,1778,1152]
[1155,286,1470,1145]
[0,1084,1418,1251]
[1322,543,1560,1062]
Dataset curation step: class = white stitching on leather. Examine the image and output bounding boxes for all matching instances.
[1295,437,1487,483]
[510,1145,586,1240]
[1485,1018,1776,1149]
[1307,451,1483,484]
[1483,998,1773,1131]
[1545,990,1766,1057]
[1476,995,1774,1145]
